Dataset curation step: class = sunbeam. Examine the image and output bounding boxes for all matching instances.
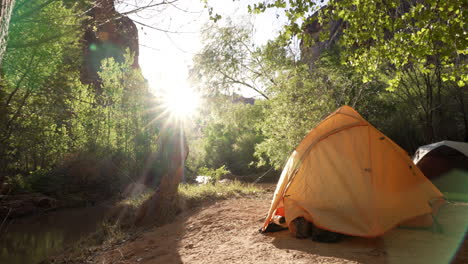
[160,86,200,120]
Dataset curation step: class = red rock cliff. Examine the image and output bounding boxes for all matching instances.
[81,0,139,86]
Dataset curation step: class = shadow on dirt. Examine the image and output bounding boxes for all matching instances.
[270,231,387,264]
[269,203,468,264]
[91,200,218,264]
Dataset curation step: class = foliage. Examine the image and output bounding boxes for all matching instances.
[253,39,387,168]
[198,165,230,183]
[249,0,467,90]
[191,6,467,172]
[0,0,158,199]
[189,23,295,172]
[25,168,60,195]
[2,0,466,202]
[328,0,466,89]
[443,192,468,203]
[0,0,86,176]
[4,174,30,193]
[187,95,265,175]
[89,50,155,168]
[119,191,153,209]
[192,0,467,171]
[190,21,277,99]
[178,181,263,205]
[254,64,334,168]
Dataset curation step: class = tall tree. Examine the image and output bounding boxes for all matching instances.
[0,0,15,63]
[249,0,466,87]
[190,21,280,99]
[248,0,467,142]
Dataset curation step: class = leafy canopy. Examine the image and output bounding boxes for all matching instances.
[248,0,467,89]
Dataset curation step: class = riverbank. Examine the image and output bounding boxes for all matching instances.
[0,205,110,264]
[1,181,263,264]
[52,196,468,264]
[40,181,468,264]
[0,181,147,264]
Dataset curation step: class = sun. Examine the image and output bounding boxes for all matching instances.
[162,86,200,119]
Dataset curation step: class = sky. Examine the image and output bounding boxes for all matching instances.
[117,0,287,97]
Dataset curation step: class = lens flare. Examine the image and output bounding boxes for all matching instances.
[161,87,200,119]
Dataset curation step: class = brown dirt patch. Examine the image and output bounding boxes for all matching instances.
[95,196,468,264]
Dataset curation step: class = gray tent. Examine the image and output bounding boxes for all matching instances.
[413,141,468,194]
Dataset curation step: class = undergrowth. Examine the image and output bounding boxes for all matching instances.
[179,181,261,206]
[444,192,468,202]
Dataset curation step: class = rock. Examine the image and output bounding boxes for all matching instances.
[300,6,344,68]
[81,0,140,87]
[195,176,210,184]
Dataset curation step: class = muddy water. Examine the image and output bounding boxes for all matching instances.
[0,206,108,264]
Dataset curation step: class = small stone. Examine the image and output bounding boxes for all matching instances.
[185,244,194,249]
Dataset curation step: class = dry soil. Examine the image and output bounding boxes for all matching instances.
[93,190,468,264]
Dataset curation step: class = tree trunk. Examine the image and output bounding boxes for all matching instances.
[135,126,189,225]
[424,73,434,143]
[0,0,15,64]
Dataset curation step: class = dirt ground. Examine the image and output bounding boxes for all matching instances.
[95,192,468,264]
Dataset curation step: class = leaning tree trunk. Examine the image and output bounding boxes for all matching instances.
[0,0,15,64]
[0,0,14,183]
[135,125,189,225]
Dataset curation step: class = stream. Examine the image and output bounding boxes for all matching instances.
[0,206,108,264]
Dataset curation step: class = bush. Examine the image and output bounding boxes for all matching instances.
[4,174,31,193]
[26,168,65,195]
[178,180,262,206]
[188,99,265,176]
[198,165,230,184]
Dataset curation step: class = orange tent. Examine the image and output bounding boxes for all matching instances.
[262,106,444,237]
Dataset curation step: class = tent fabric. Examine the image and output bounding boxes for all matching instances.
[414,143,468,193]
[262,106,444,237]
[413,141,468,164]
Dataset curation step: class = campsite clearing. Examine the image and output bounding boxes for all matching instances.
[94,192,467,264]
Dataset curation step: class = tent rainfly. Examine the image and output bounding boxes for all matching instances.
[413,141,468,193]
[262,106,445,237]
[413,141,468,165]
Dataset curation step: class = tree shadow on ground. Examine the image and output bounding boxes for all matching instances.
[269,230,388,264]
[269,203,468,264]
[91,200,217,264]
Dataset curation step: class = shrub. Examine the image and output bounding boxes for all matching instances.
[4,174,31,193]
[198,165,230,184]
[26,168,64,195]
[178,180,262,206]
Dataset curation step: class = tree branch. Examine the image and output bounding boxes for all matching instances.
[121,0,179,16]
[5,50,37,106]
[132,19,197,34]
[216,69,269,99]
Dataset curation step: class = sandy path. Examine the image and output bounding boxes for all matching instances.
[95,195,468,264]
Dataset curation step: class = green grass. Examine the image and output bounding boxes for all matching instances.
[119,191,154,208]
[443,192,468,202]
[117,180,263,210]
[178,180,263,205]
